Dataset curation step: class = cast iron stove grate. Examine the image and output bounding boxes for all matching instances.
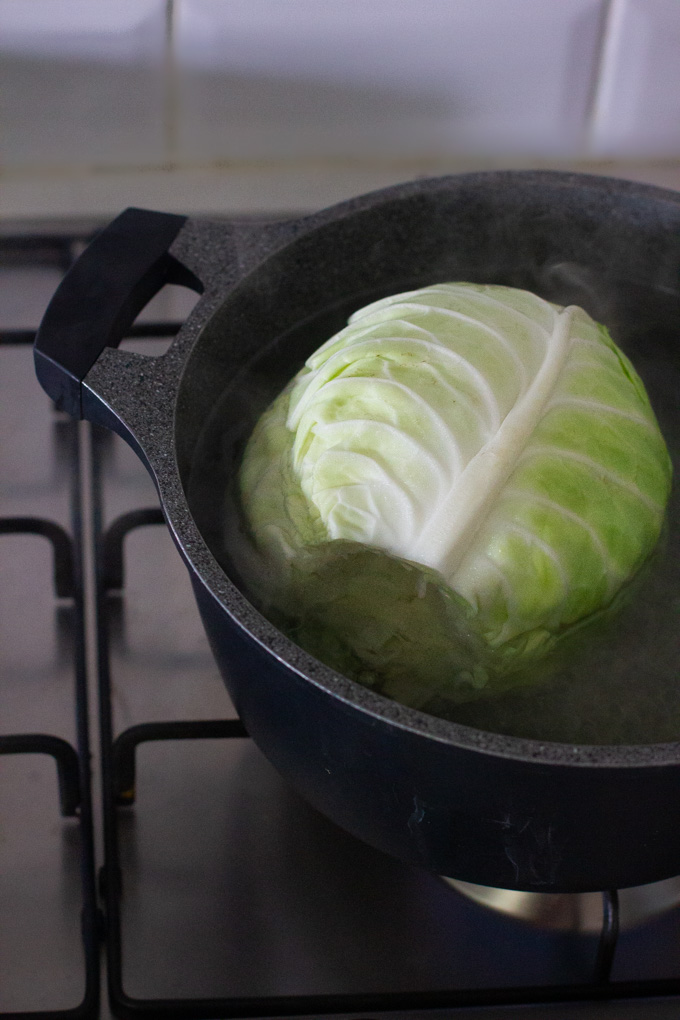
[0,510,99,1020]
[1,253,99,1019]
[4,225,680,1020]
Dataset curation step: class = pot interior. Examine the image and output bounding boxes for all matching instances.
[182,174,680,746]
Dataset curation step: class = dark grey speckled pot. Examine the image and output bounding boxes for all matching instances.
[35,171,680,892]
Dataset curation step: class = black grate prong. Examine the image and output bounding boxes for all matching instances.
[111,719,248,804]
[0,733,81,817]
[595,889,620,985]
[101,508,165,591]
[0,517,75,598]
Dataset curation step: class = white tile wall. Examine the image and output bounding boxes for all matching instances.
[1,0,166,61]
[590,0,680,157]
[1,0,680,217]
[173,0,605,162]
[0,0,168,168]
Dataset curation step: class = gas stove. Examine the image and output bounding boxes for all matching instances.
[3,222,680,1020]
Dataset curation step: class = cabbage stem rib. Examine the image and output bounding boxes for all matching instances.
[412,306,577,583]
[522,445,664,514]
[394,302,530,390]
[546,395,655,429]
[504,487,622,593]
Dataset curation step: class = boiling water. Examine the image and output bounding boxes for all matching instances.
[188,277,680,746]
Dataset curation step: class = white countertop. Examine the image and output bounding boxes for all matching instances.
[3,159,680,223]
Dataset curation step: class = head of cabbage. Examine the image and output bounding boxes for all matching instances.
[238,283,671,711]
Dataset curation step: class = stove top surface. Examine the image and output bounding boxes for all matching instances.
[2,224,680,1020]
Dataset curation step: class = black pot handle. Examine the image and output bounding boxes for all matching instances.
[34,207,203,419]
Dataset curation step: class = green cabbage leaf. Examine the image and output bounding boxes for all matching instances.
[239,283,672,708]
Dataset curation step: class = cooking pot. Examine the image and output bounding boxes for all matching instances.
[34,171,680,894]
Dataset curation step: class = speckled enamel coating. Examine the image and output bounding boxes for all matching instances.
[80,171,680,891]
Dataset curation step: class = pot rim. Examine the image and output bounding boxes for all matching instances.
[115,170,680,770]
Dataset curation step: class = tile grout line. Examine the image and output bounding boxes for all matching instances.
[585,0,627,155]
[164,0,179,167]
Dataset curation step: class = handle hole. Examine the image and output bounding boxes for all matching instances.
[119,282,202,357]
